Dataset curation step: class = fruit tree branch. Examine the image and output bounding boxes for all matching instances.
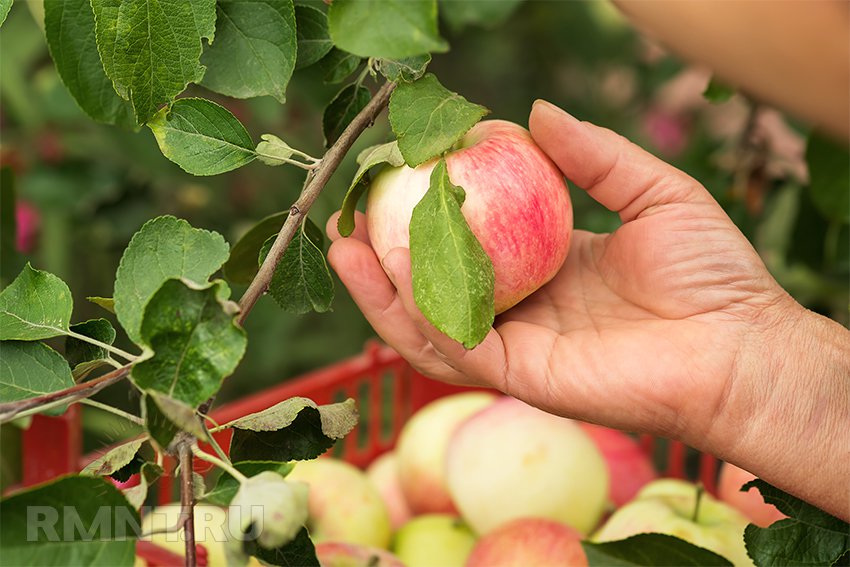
[179,441,197,567]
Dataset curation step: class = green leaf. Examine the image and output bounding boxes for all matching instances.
[439,0,524,31]
[328,0,448,59]
[228,398,358,462]
[0,0,11,28]
[337,141,405,237]
[142,392,206,450]
[201,0,297,103]
[223,212,287,285]
[0,475,139,566]
[409,159,495,348]
[702,76,736,104]
[123,462,163,509]
[148,98,256,176]
[114,216,230,346]
[742,479,849,567]
[389,73,489,167]
[81,438,145,477]
[582,534,734,566]
[0,342,74,416]
[255,134,297,166]
[806,132,850,223]
[379,54,431,82]
[295,5,333,69]
[90,0,217,124]
[205,461,295,506]
[44,0,133,126]
[259,219,334,314]
[87,296,115,314]
[0,264,73,341]
[323,83,371,147]
[65,318,117,381]
[132,279,246,407]
[319,48,362,84]
[251,526,318,567]
[0,168,23,283]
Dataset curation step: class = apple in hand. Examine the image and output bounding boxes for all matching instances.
[592,479,753,566]
[365,451,413,530]
[717,462,785,527]
[286,458,391,549]
[315,542,404,567]
[466,518,587,567]
[392,515,476,567]
[366,119,573,314]
[396,392,496,515]
[446,397,609,535]
[578,423,657,508]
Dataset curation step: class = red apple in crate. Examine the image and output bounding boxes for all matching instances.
[315,542,404,567]
[717,462,785,527]
[396,392,496,514]
[392,514,477,567]
[578,423,657,507]
[366,120,573,314]
[365,451,413,530]
[286,459,391,549]
[446,397,609,535]
[466,518,587,567]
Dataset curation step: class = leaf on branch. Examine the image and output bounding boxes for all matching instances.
[90,0,217,124]
[389,73,489,167]
[66,318,117,381]
[439,0,524,31]
[256,134,296,166]
[228,398,358,462]
[742,479,850,566]
[142,392,206,451]
[0,263,73,341]
[201,0,297,103]
[250,526,319,567]
[323,84,371,147]
[806,132,850,224]
[132,279,247,408]
[87,296,115,314]
[319,48,362,84]
[81,438,145,478]
[581,533,734,566]
[44,0,134,126]
[337,141,405,237]
[0,475,139,566]
[114,215,230,347]
[328,0,448,59]
[702,76,736,104]
[123,462,164,510]
[225,472,308,563]
[148,98,256,176]
[223,212,287,285]
[0,341,74,415]
[410,159,495,348]
[259,219,334,315]
[295,5,333,69]
[205,461,295,507]
[379,54,431,83]
[0,0,11,28]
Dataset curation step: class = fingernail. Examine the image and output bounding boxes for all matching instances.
[381,254,398,286]
[533,99,578,124]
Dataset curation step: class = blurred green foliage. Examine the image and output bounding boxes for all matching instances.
[1,0,846,474]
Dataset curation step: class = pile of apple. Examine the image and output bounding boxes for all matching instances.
[293,393,783,567]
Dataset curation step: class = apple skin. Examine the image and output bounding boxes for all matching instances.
[396,392,497,515]
[392,515,477,567]
[365,451,413,531]
[366,119,573,314]
[578,423,658,508]
[315,542,404,567]
[446,396,609,536]
[286,459,392,549]
[466,517,587,567]
[592,479,754,566]
[717,462,785,528]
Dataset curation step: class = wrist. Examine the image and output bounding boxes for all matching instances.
[702,298,850,519]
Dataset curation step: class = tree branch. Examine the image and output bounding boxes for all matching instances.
[179,442,197,567]
[237,81,396,322]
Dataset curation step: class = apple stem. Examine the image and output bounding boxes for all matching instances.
[692,483,705,523]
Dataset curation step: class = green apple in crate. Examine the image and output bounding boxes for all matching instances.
[592,479,753,566]
[315,542,404,567]
[366,450,413,530]
[392,514,477,567]
[287,459,391,549]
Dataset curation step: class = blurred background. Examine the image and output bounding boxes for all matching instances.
[1,1,847,485]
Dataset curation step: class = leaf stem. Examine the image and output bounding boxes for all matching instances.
[179,443,197,567]
[191,444,247,483]
[66,329,140,362]
[80,398,145,426]
[237,81,396,321]
[692,483,705,523]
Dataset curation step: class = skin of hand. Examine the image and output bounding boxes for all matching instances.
[326,101,850,520]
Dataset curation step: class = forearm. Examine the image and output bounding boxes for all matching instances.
[703,301,850,520]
